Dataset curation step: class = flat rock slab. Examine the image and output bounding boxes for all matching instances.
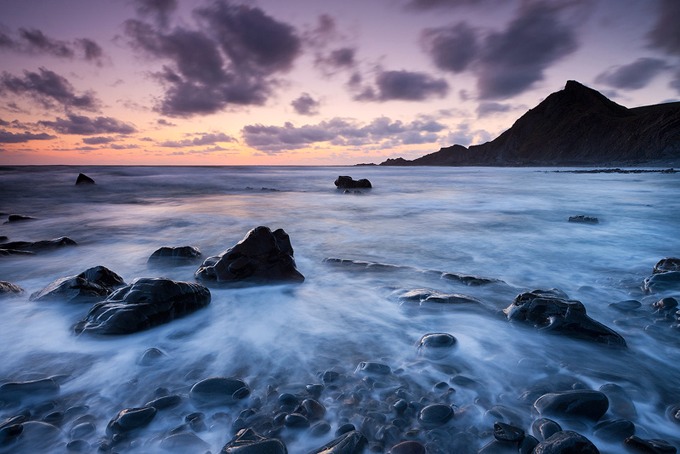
[0,237,76,255]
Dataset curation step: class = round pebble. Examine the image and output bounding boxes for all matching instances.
[189,377,250,406]
[418,404,453,427]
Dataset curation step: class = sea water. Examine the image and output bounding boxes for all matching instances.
[0,165,679,453]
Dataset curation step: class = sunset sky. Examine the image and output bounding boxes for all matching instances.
[1,0,679,165]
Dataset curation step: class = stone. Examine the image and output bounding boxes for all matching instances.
[5,214,35,223]
[0,378,60,402]
[593,418,635,441]
[504,289,626,347]
[30,266,126,303]
[309,430,366,454]
[0,281,23,298]
[138,347,167,366]
[75,173,95,185]
[74,278,211,335]
[147,246,202,264]
[534,390,609,421]
[418,404,454,427]
[643,271,680,293]
[355,361,391,375]
[667,404,680,424]
[533,431,599,453]
[195,226,304,285]
[609,300,642,312]
[532,418,562,441]
[625,436,677,454]
[599,383,637,420]
[106,406,157,435]
[221,428,287,454]
[568,215,599,224]
[190,377,250,406]
[0,237,76,254]
[653,297,678,312]
[653,258,680,274]
[160,432,210,451]
[397,289,482,306]
[146,394,182,410]
[334,176,372,189]
[494,421,525,442]
[390,440,426,454]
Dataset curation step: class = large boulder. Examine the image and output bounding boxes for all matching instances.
[75,173,95,185]
[30,266,125,303]
[334,176,372,189]
[503,289,626,347]
[534,390,609,421]
[195,226,304,285]
[74,278,211,335]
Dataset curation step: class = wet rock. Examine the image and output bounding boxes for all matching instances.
[600,383,637,419]
[146,394,182,410]
[160,432,210,451]
[138,347,167,366]
[70,421,96,438]
[75,173,95,185]
[356,361,391,375]
[390,440,426,454]
[625,435,677,454]
[284,412,309,428]
[643,271,680,293]
[519,435,539,454]
[533,430,599,453]
[667,404,680,424]
[221,428,287,454]
[0,423,22,446]
[195,226,304,285]
[190,377,250,406]
[0,377,60,402]
[310,421,331,437]
[494,421,525,442]
[593,418,635,441]
[654,258,680,274]
[8,421,63,451]
[0,237,76,254]
[335,175,372,189]
[397,289,482,306]
[106,406,157,435]
[534,390,609,421]
[74,277,211,335]
[30,265,126,303]
[66,439,90,452]
[418,404,454,427]
[5,214,35,223]
[417,333,457,358]
[309,430,366,454]
[147,246,201,264]
[300,398,326,420]
[504,289,627,347]
[568,215,599,224]
[532,418,562,441]
[0,281,23,298]
[478,439,518,453]
[609,299,642,312]
[653,297,678,312]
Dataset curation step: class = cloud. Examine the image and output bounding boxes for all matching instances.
[316,47,357,75]
[40,114,136,135]
[595,57,670,90]
[157,118,176,126]
[76,38,104,64]
[0,68,100,111]
[242,116,447,153]
[18,28,74,58]
[0,129,56,143]
[133,0,177,27]
[82,136,116,145]
[476,101,512,117]
[421,22,478,73]
[405,0,490,9]
[647,0,680,56]
[125,1,302,117]
[159,132,234,147]
[0,28,104,64]
[356,70,449,101]
[291,93,320,115]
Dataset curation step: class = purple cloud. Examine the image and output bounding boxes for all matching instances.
[0,129,56,143]
[647,0,680,56]
[356,70,449,101]
[82,136,116,145]
[421,22,478,73]
[291,93,320,115]
[595,58,670,90]
[159,132,234,147]
[40,114,136,135]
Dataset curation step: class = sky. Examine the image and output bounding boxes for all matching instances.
[0,0,679,166]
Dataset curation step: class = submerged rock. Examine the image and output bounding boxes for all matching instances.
[30,266,126,303]
[534,389,609,421]
[0,378,60,402]
[190,377,250,406]
[0,281,24,298]
[417,333,457,359]
[195,226,304,285]
[221,428,287,453]
[75,173,95,185]
[5,214,35,223]
[74,278,211,335]
[334,175,372,189]
[533,431,599,453]
[568,215,599,224]
[148,245,201,264]
[0,237,76,255]
[644,271,680,293]
[396,288,482,306]
[309,430,366,454]
[504,289,626,347]
[106,407,157,435]
[624,435,677,454]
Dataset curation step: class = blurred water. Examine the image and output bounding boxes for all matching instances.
[1,165,679,453]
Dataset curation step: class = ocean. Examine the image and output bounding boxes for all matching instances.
[1,165,679,453]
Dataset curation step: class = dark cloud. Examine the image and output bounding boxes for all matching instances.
[595,57,670,90]
[291,93,320,115]
[82,136,116,145]
[405,0,489,9]
[40,114,136,135]
[125,1,301,117]
[0,31,15,48]
[133,0,177,27]
[476,101,512,117]
[316,47,357,75]
[242,116,446,153]
[356,70,449,101]
[0,28,105,63]
[76,38,104,63]
[647,0,680,56]
[159,132,234,147]
[157,118,176,126]
[0,68,100,111]
[672,71,680,94]
[0,129,56,143]
[19,28,74,58]
[421,22,478,73]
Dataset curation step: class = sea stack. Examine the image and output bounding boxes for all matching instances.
[76,173,95,185]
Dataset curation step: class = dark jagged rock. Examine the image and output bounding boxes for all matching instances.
[0,281,24,298]
[334,175,372,189]
[190,377,250,406]
[30,266,126,303]
[147,246,201,264]
[195,226,304,285]
[0,237,76,255]
[534,390,609,421]
[494,421,525,443]
[5,214,35,223]
[75,173,95,185]
[625,435,677,454]
[568,215,599,224]
[221,428,287,453]
[74,278,211,335]
[654,258,680,274]
[504,289,627,347]
[379,80,680,167]
[106,406,156,435]
[533,431,599,454]
[309,430,366,454]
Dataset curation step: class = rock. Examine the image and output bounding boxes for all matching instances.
[334,176,372,189]
[519,435,540,454]
[0,281,24,298]
[160,432,210,451]
[75,173,95,185]
[534,390,609,421]
[106,406,157,435]
[74,277,211,335]
[653,297,678,312]
[30,266,126,303]
[568,215,599,224]
[599,383,637,420]
[195,226,304,285]
[533,431,599,453]
[667,404,680,424]
[593,418,635,441]
[390,440,426,454]
[624,435,677,454]
[0,237,77,254]
[643,271,680,293]
[609,299,642,312]
[417,333,457,359]
[504,289,627,347]
[397,288,482,306]
[0,378,60,402]
[532,418,562,442]
[494,421,525,443]
[189,377,250,406]
[145,394,182,410]
[5,214,36,223]
[147,246,201,264]
[221,428,287,454]
[653,258,680,274]
[309,430,366,454]
[355,361,391,375]
[418,404,454,427]
[138,347,167,366]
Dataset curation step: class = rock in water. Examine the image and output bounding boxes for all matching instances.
[309,430,366,454]
[568,215,599,224]
[75,173,95,185]
[221,428,287,453]
[0,281,24,298]
[5,214,35,223]
[106,407,156,435]
[148,245,201,264]
[74,278,211,335]
[190,377,250,406]
[653,257,680,274]
[195,226,304,285]
[30,266,126,303]
[533,431,600,453]
[534,390,609,421]
[0,237,77,255]
[503,289,626,347]
[334,175,372,189]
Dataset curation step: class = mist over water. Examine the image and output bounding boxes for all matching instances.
[1,166,679,453]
